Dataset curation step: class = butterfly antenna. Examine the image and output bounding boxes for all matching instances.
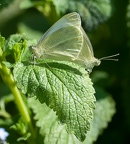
[99,53,119,61]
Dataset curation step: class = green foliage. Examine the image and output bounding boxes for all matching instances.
[13,61,95,141]
[0,29,116,143]
[127,0,130,44]
[0,33,116,143]
[7,33,96,141]
[28,97,80,144]
[67,0,112,30]
[84,86,116,144]
[2,34,28,62]
[0,94,14,118]
[0,0,15,10]
[20,0,112,28]
[1,0,126,144]
[28,85,116,144]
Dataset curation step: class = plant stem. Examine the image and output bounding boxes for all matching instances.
[0,58,35,142]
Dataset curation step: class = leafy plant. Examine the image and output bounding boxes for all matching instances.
[0,0,116,144]
[0,32,116,144]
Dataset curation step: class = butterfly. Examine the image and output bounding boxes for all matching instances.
[30,12,118,73]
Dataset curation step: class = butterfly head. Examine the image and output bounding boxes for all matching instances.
[85,58,101,73]
[85,53,119,73]
[30,46,41,58]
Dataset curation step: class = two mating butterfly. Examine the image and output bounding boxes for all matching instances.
[30,12,118,73]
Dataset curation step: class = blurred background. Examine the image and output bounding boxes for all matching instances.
[0,0,130,143]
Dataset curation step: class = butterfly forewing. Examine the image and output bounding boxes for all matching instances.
[37,26,83,61]
[33,12,83,60]
[37,12,81,46]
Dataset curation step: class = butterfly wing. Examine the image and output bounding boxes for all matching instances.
[77,27,94,60]
[74,27,100,71]
[38,12,81,43]
[33,12,83,61]
[31,12,100,72]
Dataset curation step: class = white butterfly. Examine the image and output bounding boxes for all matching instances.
[30,12,101,72]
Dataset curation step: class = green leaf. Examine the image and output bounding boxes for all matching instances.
[20,0,68,16]
[67,0,112,30]
[20,0,68,23]
[2,34,27,62]
[0,36,5,49]
[0,0,15,10]
[20,0,112,27]
[10,118,28,135]
[0,94,14,118]
[1,61,13,68]
[28,86,116,144]
[18,23,43,41]
[20,0,34,9]
[13,62,96,141]
[1,34,32,63]
[52,0,68,15]
[28,97,81,144]
[17,133,31,141]
[83,86,116,144]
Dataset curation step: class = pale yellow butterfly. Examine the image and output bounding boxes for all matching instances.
[30,12,118,72]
